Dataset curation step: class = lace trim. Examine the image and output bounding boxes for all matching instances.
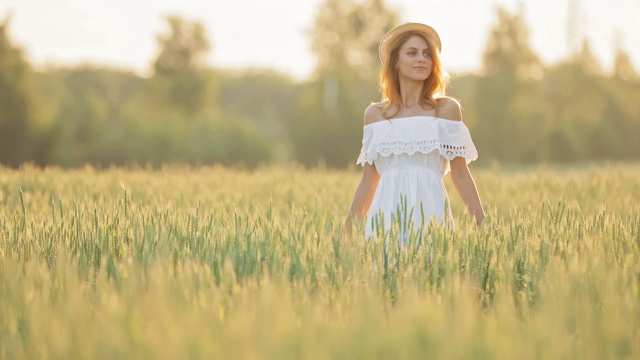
[356,139,477,165]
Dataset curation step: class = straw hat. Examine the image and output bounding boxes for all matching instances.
[378,23,442,65]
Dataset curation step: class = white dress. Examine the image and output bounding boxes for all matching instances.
[356,116,478,241]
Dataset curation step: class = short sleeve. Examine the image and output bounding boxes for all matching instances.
[356,126,375,166]
[437,120,478,162]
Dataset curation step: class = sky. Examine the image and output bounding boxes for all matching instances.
[1,0,638,80]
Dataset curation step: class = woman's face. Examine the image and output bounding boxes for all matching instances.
[395,35,433,82]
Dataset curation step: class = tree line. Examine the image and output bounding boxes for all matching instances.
[1,0,638,169]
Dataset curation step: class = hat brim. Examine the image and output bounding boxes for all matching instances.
[379,23,442,65]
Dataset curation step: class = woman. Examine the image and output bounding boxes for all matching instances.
[344,23,485,241]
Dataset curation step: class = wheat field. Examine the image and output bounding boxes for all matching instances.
[1,163,639,359]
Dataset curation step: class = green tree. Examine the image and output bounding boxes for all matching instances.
[574,39,602,76]
[184,111,274,168]
[612,46,639,82]
[600,45,640,159]
[0,16,37,166]
[309,0,397,82]
[482,7,541,80]
[544,41,606,161]
[293,0,398,167]
[474,6,548,163]
[42,67,144,166]
[217,69,302,162]
[152,15,214,117]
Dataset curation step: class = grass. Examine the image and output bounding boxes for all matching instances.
[1,163,639,359]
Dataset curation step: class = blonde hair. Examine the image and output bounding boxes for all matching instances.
[379,31,451,119]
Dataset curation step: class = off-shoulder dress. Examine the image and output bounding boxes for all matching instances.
[356,116,478,240]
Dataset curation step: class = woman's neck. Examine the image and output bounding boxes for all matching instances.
[399,80,424,108]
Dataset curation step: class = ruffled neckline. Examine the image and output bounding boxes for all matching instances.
[357,114,478,171]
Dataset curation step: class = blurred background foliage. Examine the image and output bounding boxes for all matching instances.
[0,0,638,169]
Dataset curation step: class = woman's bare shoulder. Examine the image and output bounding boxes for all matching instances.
[364,101,388,125]
[436,96,463,121]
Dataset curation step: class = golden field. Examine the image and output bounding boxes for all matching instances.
[1,163,639,359]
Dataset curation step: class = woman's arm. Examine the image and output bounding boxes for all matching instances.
[344,163,380,239]
[450,157,485,226]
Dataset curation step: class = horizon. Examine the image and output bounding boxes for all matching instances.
[1,0,638,80]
